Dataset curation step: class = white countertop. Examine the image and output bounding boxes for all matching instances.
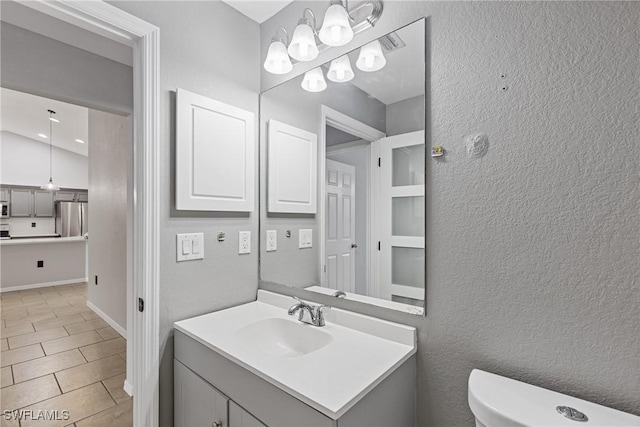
[174,290,416,420]
[0,236,87,246]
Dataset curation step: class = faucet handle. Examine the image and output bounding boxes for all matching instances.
[314,304,331,326]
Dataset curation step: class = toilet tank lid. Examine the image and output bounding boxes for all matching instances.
[468,369,640,427]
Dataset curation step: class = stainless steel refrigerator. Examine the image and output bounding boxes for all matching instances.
[55,202,88,237]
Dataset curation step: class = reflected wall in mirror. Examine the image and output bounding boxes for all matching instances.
[260,19,426,315]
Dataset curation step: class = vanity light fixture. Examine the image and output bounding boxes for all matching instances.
[264,27,293,75]
[263,0,383,75]
[356,39,386,72]
[288,9,319,62]
[318,0,354,47]
[301,67,327,92]
[40,109,60,192]
[327,55,354,82]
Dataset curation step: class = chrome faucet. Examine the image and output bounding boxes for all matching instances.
[287,297,330,327]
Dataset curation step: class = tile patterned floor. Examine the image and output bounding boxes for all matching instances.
[0,283,132,427]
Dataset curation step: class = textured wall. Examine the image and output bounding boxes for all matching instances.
[87,110,130,332]
[261,2,640,426]
[107,2,261,426]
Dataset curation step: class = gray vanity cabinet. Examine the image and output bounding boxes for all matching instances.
[229,402,266,427]
[174,360,229,427]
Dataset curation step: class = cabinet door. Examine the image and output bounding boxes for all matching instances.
[33,191,55,217]
[175,360,229,427]
[229,401,266,427]
[76,192,88,202]
[0,189,8,202]
[55,191,76,202]
[10,189,32,217]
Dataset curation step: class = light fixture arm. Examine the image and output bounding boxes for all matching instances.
[272,26,289,45]
[300,8,318,33]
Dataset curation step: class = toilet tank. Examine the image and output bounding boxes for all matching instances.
[468,369,640,427]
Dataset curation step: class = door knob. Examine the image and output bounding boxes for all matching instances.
[351,243,358,248]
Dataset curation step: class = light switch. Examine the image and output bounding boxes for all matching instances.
[266,230,277,252]
[177,233,204,262]
[299,229,312,249]
[239,231,251,254]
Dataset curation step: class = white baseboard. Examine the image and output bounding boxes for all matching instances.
[0,278,88,293]
[86,300,127,339]
[123,379,133,397]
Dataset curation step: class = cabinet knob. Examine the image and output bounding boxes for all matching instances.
[212,422,222,427]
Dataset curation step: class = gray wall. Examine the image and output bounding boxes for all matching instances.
[87,109,131,332]
[0,21,133,115]
[108,2,261,426]
[386,95,425,137]
[262,2,640,426]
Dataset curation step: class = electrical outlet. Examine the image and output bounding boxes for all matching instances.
[31,222,36,228]
[177,233,204,261]
[299,229,312,248]
[37,260,44,268]
[266,230,277,252]
[238,231,251,254]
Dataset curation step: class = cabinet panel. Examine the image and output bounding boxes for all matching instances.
[34,191,54,217]
[0,189,8,202]
[175,360,228,427]
[76,192,88,202]
[55,191,76,202]
[10,189,32,217]
[229,401,266,427]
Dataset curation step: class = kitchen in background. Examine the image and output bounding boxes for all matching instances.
[0,88,89,290]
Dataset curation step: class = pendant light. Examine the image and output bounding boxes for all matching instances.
[356,39,386,72]
[288,9,319,62]
[318,0,354,47]
[301,67,327,92]
[41,109,60,192]
[264,27,293,75]
[327,55,354,82]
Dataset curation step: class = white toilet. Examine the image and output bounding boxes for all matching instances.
[468,369,640,427]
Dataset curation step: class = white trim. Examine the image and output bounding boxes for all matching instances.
[390,284,425,301]
[326,139,370,155]
[86,300,127,338]
[124,380,134,397]
[18,2,161,426]
[319,106,385,296]
[0,278,88,293]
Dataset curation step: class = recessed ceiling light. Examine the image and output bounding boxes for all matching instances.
[38,133,47,138]
[75,139,85,144]
[49,117,60,123]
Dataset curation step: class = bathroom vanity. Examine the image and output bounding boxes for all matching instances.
[174,290,416,427]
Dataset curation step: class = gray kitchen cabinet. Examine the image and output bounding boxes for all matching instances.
[10,189,32,217]
[175,360,229,427]
[55,191,76,202]
[33,191,55,217]
[230,402,266,427]
[76,192,88,202]
[0,189,8,202]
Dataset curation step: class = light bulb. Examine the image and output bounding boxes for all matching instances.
[301,68,327,92]
[318,3,353,47]
[264,39,293,75]
[356,40,386,72]
[288,20,319,62]
[365,55,374,69]
[327,55,354,83]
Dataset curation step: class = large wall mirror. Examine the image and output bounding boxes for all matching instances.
[260,19,426,315]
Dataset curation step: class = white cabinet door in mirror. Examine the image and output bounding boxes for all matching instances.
[267,120,317,214]
[176,88,255,212]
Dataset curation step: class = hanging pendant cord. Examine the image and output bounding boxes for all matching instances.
[48,110,55,182]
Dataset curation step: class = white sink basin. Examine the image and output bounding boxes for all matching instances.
[235,317,333,357]
[174,290,416,419]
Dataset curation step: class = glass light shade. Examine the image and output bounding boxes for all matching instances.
[264,40,293,74]
[356,40,386,72]
[301,68,327,92]
[40,178,60,192]
[318,3,353,47]
[288,23,319,62]
[327,55,354,82]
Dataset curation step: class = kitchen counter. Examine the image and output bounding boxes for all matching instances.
[0,236,87,246]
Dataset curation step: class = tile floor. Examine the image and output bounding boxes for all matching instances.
[0,283,132,427]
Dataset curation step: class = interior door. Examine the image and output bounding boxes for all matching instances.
[325,159,356,293]
[376,131,425,305]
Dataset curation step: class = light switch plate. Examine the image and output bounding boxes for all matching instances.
[299,229,312,249]
[266,230,277,252]
[177,233,204,261]
[239,231,251,254]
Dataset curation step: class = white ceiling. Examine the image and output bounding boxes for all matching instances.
[1,88,89,157]
[221,0,294,23]
[347,21,425,105]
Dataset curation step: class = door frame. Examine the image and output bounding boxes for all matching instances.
[20,2,161,426]
[318,106,385,295]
